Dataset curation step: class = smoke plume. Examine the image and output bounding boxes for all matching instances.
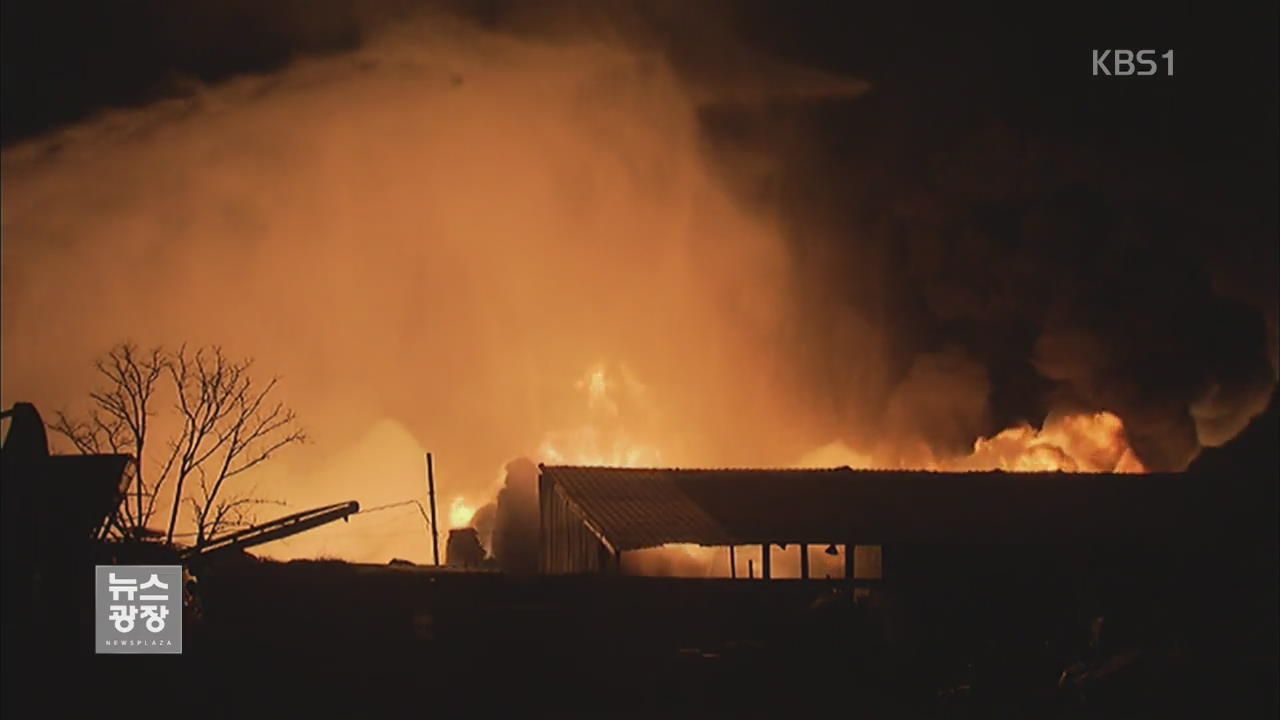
[3,2,1274,564]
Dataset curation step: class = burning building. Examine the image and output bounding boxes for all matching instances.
[535,430,1277,690]
[538,464,1273,578]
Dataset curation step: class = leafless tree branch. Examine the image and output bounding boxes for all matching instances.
[51,342,305,547]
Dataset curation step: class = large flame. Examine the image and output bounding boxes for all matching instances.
[960,411,1146,473]
[535,364,1148,475]
[797,409,1147,474]
[520,364,1148,578]
[535,363,663,468]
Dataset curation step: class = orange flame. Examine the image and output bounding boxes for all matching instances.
[539,365,1148,475]
[531,365,1148,579]
[536,363,662,467]
[448,496,475,529]
[959,411,1146,473]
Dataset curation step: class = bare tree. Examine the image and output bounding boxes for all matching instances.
[165,346,306,545]
[49,342,307,546]
[49,344,166,538]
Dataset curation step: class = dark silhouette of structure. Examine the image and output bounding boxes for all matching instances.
[2,399,1273,718]
[1,401,133,711]
[0,401,360,653]
[536,411,1277,709]
[180,500,361,563]
[539,464,1274,575]
[446,527,486,568]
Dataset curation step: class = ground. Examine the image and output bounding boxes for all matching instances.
[13,555,1274,719]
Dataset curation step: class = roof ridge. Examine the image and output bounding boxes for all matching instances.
[539,464,855,472]
[540,464,1167,477]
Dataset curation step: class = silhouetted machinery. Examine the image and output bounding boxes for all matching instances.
[178,501,361,563]
[1,402,131,658]
[0,402,360,656]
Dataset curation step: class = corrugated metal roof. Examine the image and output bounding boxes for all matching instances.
[540,465,1271,551]
[546,467,735,550]
[542,465,896,550]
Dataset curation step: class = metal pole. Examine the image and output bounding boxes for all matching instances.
[426,452,440,566]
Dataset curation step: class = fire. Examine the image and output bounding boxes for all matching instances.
[541,364,1148,475]
[794,440,878,470]
[529,364,1148,579]
[579,365,619,417]
[536,363,662,468]
[793,410,1147,474]
[537,430,662,467]
[449,496,475,529]
[959,411,1146,473]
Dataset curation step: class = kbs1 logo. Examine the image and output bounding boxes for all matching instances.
[95,565,182,654]
[1093,49,1174,76]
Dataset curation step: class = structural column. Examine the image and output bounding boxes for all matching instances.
[761,543,772,580]
[799,543,810,579]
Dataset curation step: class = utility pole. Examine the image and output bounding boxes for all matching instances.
[426,452,440,566]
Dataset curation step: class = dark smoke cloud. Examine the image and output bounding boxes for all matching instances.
[695,2,1280,470]
[766,117,1278,470]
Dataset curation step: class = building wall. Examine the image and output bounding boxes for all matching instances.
[539,476,607,574]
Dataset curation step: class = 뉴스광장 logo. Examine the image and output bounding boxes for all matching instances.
[95,565,182,654]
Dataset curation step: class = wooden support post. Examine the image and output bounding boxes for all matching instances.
[761,543,772,580]
[799,543,810,579]
[844,543,855,580]
[729,545,737,579]
[426,453,440,566]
